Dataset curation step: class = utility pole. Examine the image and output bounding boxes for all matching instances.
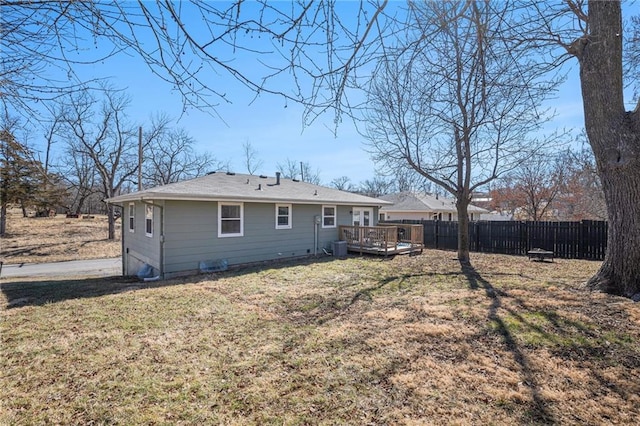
[138,126,143,191]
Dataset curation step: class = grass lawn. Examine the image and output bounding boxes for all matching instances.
[2,251,639,425]
[0,210,121,264]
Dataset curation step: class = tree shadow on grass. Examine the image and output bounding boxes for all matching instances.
[460,261,557,425]
[1,242,63,259]
[0,255,345,309]
[283,270,465,326]
[1,275,147,309]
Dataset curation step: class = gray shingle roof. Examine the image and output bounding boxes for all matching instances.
[106,172,391,206]
[379,192,488,213]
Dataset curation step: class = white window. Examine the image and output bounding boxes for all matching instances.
[275,204,292,229]
[322,205,336,228]
[128,203,135,233]
[145,205,153,237]
[218,202,243,237]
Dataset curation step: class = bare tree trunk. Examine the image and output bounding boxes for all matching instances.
[578,1,640,297]
[0,170,7,236]
[0,202,6,236]
[456,198,470,264]
[107,203,115,240]
[591,171,640,296]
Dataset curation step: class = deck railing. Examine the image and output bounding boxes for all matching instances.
[338,224,423,255]
[378,223,424,246]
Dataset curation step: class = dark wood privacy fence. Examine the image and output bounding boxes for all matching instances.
[381,220,607,260]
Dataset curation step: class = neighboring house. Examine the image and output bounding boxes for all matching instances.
[479,211,514,221]
[106,172,390,278]
[378,192,488,222]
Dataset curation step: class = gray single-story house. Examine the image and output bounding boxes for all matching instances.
[106,172,390,278]
[378,192,488,222]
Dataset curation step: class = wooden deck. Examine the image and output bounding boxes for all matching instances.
[338,224,424,256]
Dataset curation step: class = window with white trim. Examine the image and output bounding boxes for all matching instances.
[128,203,135,233]
[218,202,243,237]
[275,204,292,229]
[322,205,336,228]
[145,205,153,237]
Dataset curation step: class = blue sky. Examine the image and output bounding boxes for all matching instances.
[62,39,585,187]
[23,1,636,186]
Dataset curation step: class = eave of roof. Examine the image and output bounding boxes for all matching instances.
[106,172,392,206]
[379,192,488,213]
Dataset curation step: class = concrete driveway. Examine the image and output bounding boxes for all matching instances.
[0,258,121,279]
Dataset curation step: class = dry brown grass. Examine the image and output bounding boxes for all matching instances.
[2,249,639,425]
[0,208,121,264]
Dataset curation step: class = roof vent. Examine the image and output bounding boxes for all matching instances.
[313,190,318,196]
[226,171,236,176]
[259,175,267,179]
[257,184,262,191]
[246,179,250,184]
[276,172,281,185]
[292,179,300,182]
[207,171,216,175]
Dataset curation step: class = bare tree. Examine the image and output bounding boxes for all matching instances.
[364,1,561,263]
[330,176,355,192]
[276,159,321,184]
[57,147,99,215]
[39,103,68,175]
[557,148,606,221]
[571,2,639,296]
[356,177,395,198]
[242,141,264,175]
[522,0,640,296]
[1,1,392,124]
[143,127,220,187]
[276,159,299,180]
[62,86,138,239]
[494,155,566,221]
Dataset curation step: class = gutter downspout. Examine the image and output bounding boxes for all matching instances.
[313,215,320,256]
[141,199,165,279]
[120,205,125,276]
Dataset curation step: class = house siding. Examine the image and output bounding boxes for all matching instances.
[123,202,162,276]
[158,201,359,277]
[381,211,486,222]
[383,211,467,222]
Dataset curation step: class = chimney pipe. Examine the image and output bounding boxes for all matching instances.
[276,172,281,185]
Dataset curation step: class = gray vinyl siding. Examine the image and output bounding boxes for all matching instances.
[122,201,162,275]
[160,201,365,276]
[122,200,377,277]
[162,201,216,275]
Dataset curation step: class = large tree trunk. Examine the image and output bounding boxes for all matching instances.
[579,1,640,297]
[456,198,471,264]
[107,203,116,240]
